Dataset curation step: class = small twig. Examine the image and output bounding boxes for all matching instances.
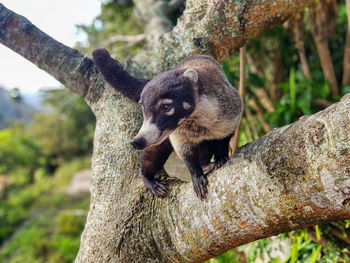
[292,13,312,79]
[242,118,253,142]
[330,228,350,244]
[308,230,329,249]
[245,106,259,140]
[114,40,144,53]
[249,98,270,133]
[343,30,350,85]
[309,229,350,257]
[309,1,339,96]
[230,45,246,155]
[246,54,261,77]
[253,88,275,113]
[315,98,332,109]
[96,34,146,49]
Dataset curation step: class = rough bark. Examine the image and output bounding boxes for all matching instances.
[127,0,316,78]
[78,92,350,263]
[0,5,100,99]
[3,1,350,263]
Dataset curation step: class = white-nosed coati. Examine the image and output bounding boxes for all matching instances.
[92,49,242,200]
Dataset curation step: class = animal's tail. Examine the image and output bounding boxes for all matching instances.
[92,48,148,102]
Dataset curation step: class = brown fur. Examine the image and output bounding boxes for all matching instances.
[92,49,242,200]
[170,56,242,160]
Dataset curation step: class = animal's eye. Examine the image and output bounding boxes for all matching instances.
[161,104,172,112]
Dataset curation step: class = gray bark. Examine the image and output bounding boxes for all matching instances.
[128,0,316,78]
[81,91,350,263]
[2,1,350,263]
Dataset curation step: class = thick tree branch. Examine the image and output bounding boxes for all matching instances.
[2,1,344,263]
[77,93,350,263]
[128,0,316,77]
[0,4,99,99]
[0,1,315,98]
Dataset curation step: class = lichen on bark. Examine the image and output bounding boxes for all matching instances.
[3,1,350,263]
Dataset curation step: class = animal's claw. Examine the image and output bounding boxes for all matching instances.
[214,157,228,170]
[192,174,208,201]
[142,176,168,197]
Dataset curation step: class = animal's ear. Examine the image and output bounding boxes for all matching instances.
[183,69,198,84]
[92,48,149,102]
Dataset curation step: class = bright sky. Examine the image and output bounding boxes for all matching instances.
[0,0,101,93]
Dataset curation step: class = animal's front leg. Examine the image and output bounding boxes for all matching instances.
[207,133,233,169]
[141,139,173,197]
[182,143,209,200]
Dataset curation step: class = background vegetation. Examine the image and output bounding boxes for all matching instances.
[0,89,94,263]
[1,0,350,262]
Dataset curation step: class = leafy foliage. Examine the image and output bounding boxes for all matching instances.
[76,0,143,58]
[0,67,94,262]
[30,88,95,161]
[0,123,42,175]
[0,157,90,263]
[210,1,350,262]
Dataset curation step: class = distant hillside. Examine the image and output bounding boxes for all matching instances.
[0,87,37,129]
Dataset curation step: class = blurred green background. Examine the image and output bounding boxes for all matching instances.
[1,0,350,262]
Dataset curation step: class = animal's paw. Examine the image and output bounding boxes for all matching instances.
[214,157,228,170]
[142,176,168,197]
[202,162,215,174]
[192,174,208,201]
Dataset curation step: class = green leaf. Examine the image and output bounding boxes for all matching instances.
[306,245,322,263]
[289,68,296,114]
[315,225,321,241]
[290,237,299,263]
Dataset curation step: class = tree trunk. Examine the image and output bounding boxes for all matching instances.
[314,39,339,95]
[309,0,339,96]
[292,13,312,79]
[347,0,350,31]
[343,0,350,85]
[230,46,246,154]
[77,93,350,263]
[2,1,349,263]
[343,25,350,85]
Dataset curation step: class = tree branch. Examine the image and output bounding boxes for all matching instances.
[76,93,350,262]
[231,45,247,154]
[128,0,315,77]
[3,1,345,263]
[96,34,146,48]
[0,4,99,99]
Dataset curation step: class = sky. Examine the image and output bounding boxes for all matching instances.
[0,0,101,93]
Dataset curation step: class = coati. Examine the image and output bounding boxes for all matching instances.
[92,49,242,200]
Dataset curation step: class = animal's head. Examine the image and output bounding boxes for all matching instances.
[130,68,199,150]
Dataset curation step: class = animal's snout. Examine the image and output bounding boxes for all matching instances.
[130,137,146,150]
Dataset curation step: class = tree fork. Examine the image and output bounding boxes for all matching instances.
[76,93,350,263]
[2,1,349,263]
